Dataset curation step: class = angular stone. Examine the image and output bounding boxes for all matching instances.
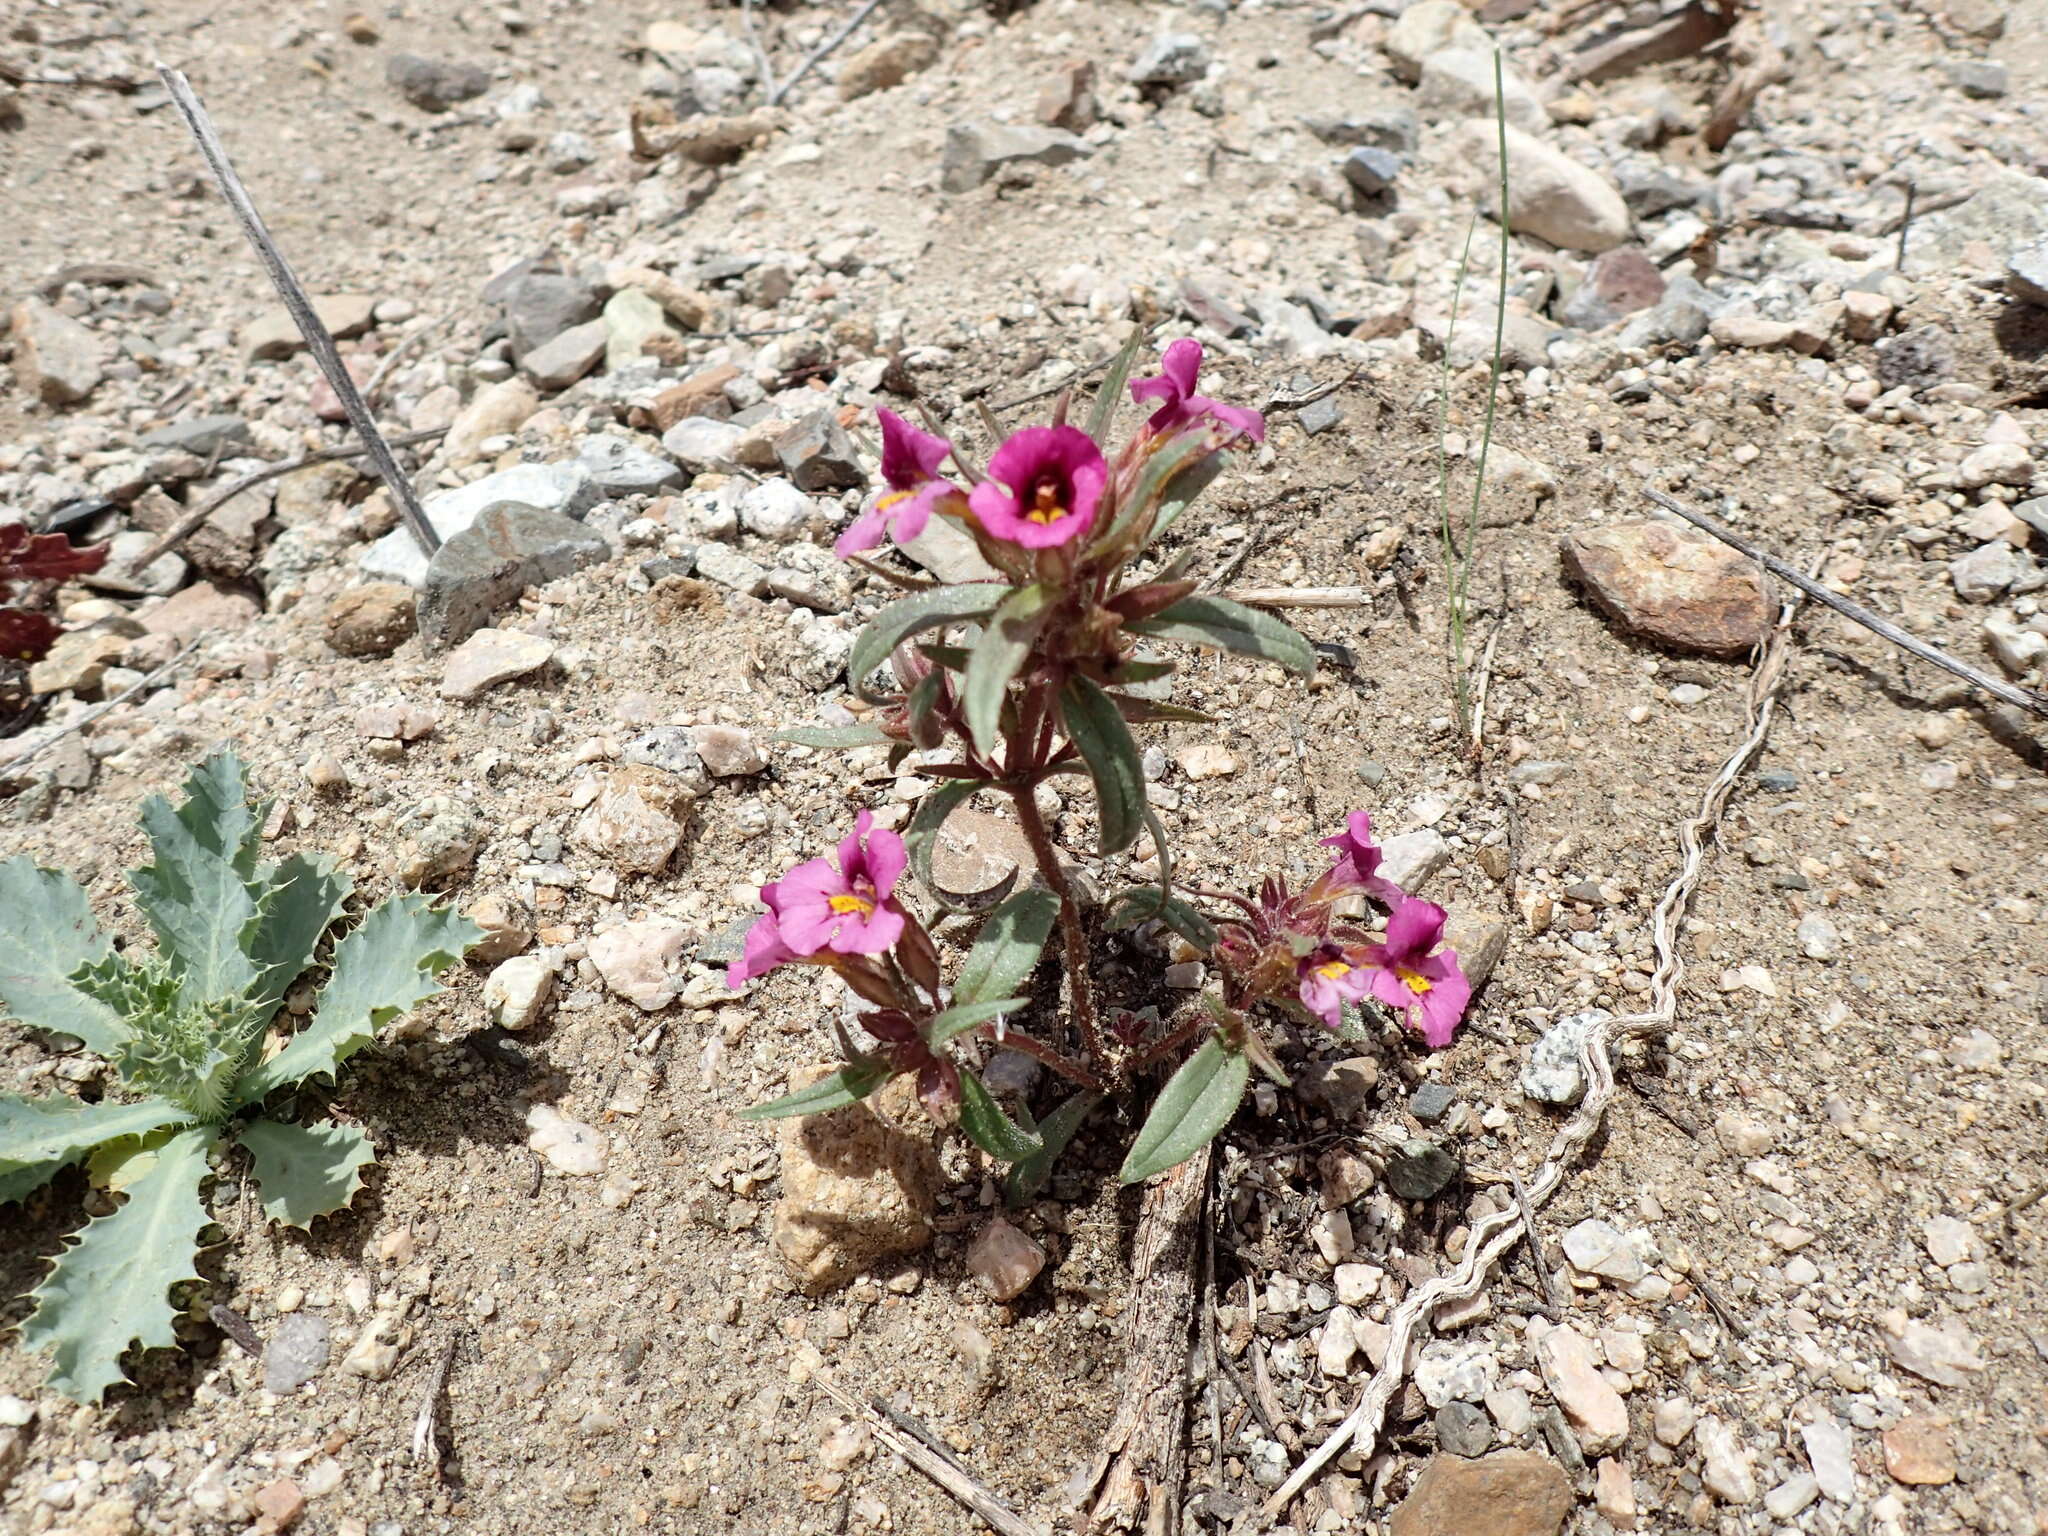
[521,317,608,391]
[264,1312,330,1393]
[1295,1056,1380,1120]
[630,104,777,165]
[242,294,376,361]
[1958,441,2034,490]
[776,410,866,492]
[28,629,128,697]
[1386,1140,1460,1200]
[139,581,259,641]
[252,1479,307,1529]
[1880,1310,1985,1387]
[441,378,539,467]
[482,953,553,1030]
[601,288,680,373]
[662,416,746,472]
[690,723,766,776]
[967,1217,1046,1300]
[900,514,1002,584]
[1436,1400,1493,1457]
[439,627,554,701]
[1385,0,1491,81]
[139,414,252,457]
[738,479,814,541]
[837,31,939,99]
[362,461,599,586]
[1523,1010,1602,1105]
[1882,1415,1955,1486]
[387,52,489,111]
[1389,1450,1572,1536]
[323,583,417,658]
[1950,540,2023,602]
[392,796,484,887]
[2009,238,2048,308]
[463,893,533,965]
[1536,1324,1629,1455]
[927,806,1036,900]
[1923,1213,1983,1267]
[692,543,770,596]
[10,296,103,405]
[1461,122,1630,253]
[1563,247,1666,329]
[573,433,682,498]
[1802,1416,1856,1503]
[648,364,740,431]
[1417,49,1545,132]
[526,1104,606,1175]
[589,917,694,1009]
[1127,33,1210,86]
[1595,1459,1637,1529]
[1562,520,1772,658]
[576,764,694,876]
[1697,1415,1757,1504]
[940,120,1093,193]
[772,1093,938,1295]
[1563,1218,1647,1284]
[1342,146,1406,198]
[417,504,609,650]
[1379,829,1449,892]
[500,268,603,360]
[1036,58,1099,132]
[1442,911,1507,993]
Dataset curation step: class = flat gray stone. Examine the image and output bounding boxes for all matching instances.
[776,411,866,492]
[1523,1010,1608,1106]
[1127,33,1210,85]
[418,503,609,649]
[360,461,598,586]
[521,318,609,391]
[693,543,770,597]
[264,1313,330,1393]
[9,297,102,406]
[388,52,489,111]
[139,414,252,456]
[661,417,746,472]
[575,433,683,496]
[940,121,1093,193]
[2009,239,2048,308]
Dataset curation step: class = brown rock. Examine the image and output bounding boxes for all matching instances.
[1295,1056,1380,1120]
[1561,520,1772,658]
[1443,911,1508,993]
[273,460,360,527]
[1585,247,1665,316]
[324,583,418,657]
[648,364,740,432]
[630,101,778,164]
[836,31,940,100]
[138,581,260,641]
[27,629,130,698]
[772,1076,939,1294]
[1035,59,1099,131]
[308,355,376,422]
[440,377,539,468]
[967,1217,1046,1300]
[929,806,1037,897]
[573,764,694,875]
[11,295,104,405]
[1883,1415,1956,1485]
[130,485,264,582]
[1390,1450,1572,1536]
[252,1477,306,1529]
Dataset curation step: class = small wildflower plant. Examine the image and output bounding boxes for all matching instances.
[739,338,1473,1188]
[0,752,479,1401]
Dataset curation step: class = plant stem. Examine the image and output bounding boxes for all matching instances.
[983,1027,1107,1093]
[1008,783,1110,1079]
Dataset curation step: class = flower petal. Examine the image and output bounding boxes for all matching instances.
[878,407,952,488]
[834,502,891,558]
[727,909,796,987]
[1382,897,1448,963]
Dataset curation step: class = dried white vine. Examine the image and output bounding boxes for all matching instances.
[1266,592,1802,1516]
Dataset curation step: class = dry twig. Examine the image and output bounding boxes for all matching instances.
[411,1332,463,1474]
[1220,585,1372,609]
[157,66,441,560]
[1,639,201,775]
[767,0,886,106]
[811,1371,1045,1536]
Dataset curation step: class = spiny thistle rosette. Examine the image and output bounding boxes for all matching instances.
[0,752,479,1401]
[734,338,1474,1189]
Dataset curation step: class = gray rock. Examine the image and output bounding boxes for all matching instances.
[739,479,814,540]
[361,461,599,586]
[1436,1400,1494,1457]
[1523,1010,1608,1106]
[1416,49,1546,133]
[1298,396,1343,436]
[575,434,683,496]
[1950,540,2022,602]
[1619,167,1703,217]
[1342,146,1405,198]
[1461,121,1631,254]
[1385,1140,1461,1200]
[264,1313,330,1393]
[1909,171,2048,268]
[2009,239,2048,308]
[1411,1083,1455,1124]
[661,417,746,473]
[417,504,610,649]
[1127,33,1211,86]
[940,121,1093,193]
[623,727,705,776]
[693,543,770,596]
[899,515,1002,584]
[1378,829,1448,892]
[9,297,102,406]
[139,414,252,457]
[1944,59,2007,97]
[776,411,866,492]
[521,318,609,391]
[387,53,490,111]
[1561,1218,1646,1283]
[1876,325,1957,391]
[501,270,603,361]
[1304,109,1418,155]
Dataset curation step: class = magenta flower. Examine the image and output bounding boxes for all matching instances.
[1130,339,1266,446]
[836,409,964,557]
[771,809,909,956]
[1360,898,1471,1049]
[968,426,1107,549]
[1297,942,1377,1030]
[1317,810,1405,905]
[727,904,797,987]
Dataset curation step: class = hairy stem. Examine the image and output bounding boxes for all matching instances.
[1008,783,1110,1080]
[982,1026,1107,1094]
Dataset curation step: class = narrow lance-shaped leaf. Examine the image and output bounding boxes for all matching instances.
[21,1124,214,1403]
[0,1095,194,1205]
[1056,674,1148,855]
[953,888,1059,1007]
[1103,889,1221,952]
[1005,1090,1101,1206]
[848,585,1003,702]
[956,1069,1044,1163]
[963,582,1053,756]
[1083,325,1146,445]
[0,856,125,1057]
[1119,1033,1249,1184]
[1101,433,1206,552]
[1145,452,1225,547]
[238,1118,377,1228]
[1128,593,1317,676]
[235,896,479,1105]
[925,996,1031,1049]
[738,1059,892,1121]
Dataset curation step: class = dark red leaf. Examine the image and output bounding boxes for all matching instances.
[0,525,111,583]
[0,607,61,663]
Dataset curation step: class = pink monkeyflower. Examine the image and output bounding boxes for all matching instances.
[1317,810,1405,905]
[1296,942,1377,1030]
[1360,898,1471,1049]
[836,409,964,557]
[967,426,1107,549]
[1130,339,1266,446]
[727,904,798,988]
[770,809,909,957]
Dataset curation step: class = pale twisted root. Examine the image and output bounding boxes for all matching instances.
[1265,598,1799,1517]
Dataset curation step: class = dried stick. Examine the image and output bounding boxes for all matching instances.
[364,312,453,409]
[1,638,201,775]
[811,1372,1045,1536]
[738,0,777,104]
[1220,586,1372,609]
[1510,1169,1568,1319]
[1266,574,1806,1517]
[156,67,440,560]
[411,1332,462,1474]
[109,426,450,583]
[1645,487,2048,718]
[767,0,885,106]
[1072,1143,1210,1533]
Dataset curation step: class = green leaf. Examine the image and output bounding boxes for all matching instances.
[234,895,478,1105]
[1084,326,1146,445]
[739,1060,892,1120]
[0,856,124,1056]
[243,853,353,1016]
[774,723,894,749]
[849,585,1003,702]
[168,751,263,879]
[963,583,1053,755]
[925,996,1031,1048]
[1119,1034,1248,1184]
[1147,453,1225,546]
[1109,695,1217,726]
[21,1124,214,1402]
[1102,433,1207,552]
[1128,594,1316,676]
[0,1095,193,1204]
[1103,889,1221,951]
[238,1118,376,1228]
[1005,1090,1100,1206]
[954,889,1060,1007]
[130,794,263,1011]
[956,1069,1043,1163]
[903,778,986,911]
[1056,675,1147,855]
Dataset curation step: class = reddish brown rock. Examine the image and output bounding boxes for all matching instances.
[324,582,417,657]
[648,364,740,432]
[1390,1450,1573,1536]
[772,1077,938,1294]
[138,581,260,641]
[1585,247,1665,316]
[1561,520,1772,657]
[1883,1415,1956,1486]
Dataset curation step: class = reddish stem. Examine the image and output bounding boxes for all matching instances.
[1009,782,1111,1081]
[981,1026,1107,1093]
